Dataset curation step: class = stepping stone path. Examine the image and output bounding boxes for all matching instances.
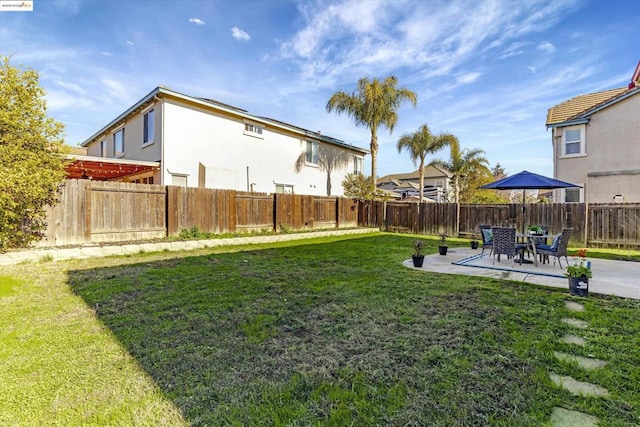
[550,300,611,426]
[550,407,599,427]
[553,351,608,371]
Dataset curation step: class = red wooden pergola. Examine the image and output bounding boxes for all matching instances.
[65,155,160,181]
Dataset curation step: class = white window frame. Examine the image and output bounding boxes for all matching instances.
[560,125,586,157]
[243,122,264,139]
[354,156,364,175]
[306,141,319,166]
[113,128,125,157]
[563,186,583,203]
[275,183,294,194]
[143,108,155,146]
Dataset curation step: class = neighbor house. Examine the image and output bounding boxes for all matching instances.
[80,86,367,196]
[377,165,452,202]
[546,60,640,203]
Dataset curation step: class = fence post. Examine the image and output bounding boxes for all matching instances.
[84,181,92,241]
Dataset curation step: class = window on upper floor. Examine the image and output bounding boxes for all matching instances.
[562,125,585,156]
[244,123,264,138]
[143,109,154,144]
[100,140,106,157]
[354,156,364,175]
[306,141,319,165]
[114,128,124,157]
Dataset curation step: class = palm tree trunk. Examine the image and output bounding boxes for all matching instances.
[370,129,378,194]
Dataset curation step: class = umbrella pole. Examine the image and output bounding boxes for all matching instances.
[521,189,526,237]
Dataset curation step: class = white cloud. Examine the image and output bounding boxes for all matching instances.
[126,40,134,45]
[100,51,112,56]
[231,27,251,41]
[527,65,537,74]
[189,18,206,26]
[457,72,482,84]
[537,41,556,53]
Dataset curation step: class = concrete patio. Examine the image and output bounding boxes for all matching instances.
[404,248,640,300]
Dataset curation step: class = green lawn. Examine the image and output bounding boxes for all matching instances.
[1,233,639,425]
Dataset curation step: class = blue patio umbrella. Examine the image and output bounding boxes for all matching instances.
[479,170,581,240]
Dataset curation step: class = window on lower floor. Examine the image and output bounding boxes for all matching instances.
[306,141,319,165]
[171,174,187,187]
[564,188,581,202]
[113,128,124,157]
[275,183,294,194]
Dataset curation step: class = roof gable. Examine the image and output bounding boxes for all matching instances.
[546,87,628,125]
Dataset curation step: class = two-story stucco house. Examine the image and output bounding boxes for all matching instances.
[546,61,640,203]
[80,86,367,196]
[377,165,452,202]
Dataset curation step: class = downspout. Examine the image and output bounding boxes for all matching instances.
[155,95,164,185]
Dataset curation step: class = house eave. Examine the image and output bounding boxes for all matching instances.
[81,86,368,155]
[546,118,590,130]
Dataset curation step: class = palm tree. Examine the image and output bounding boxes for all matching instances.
[326,76,417,192]
[396,124,456,203]
[429,137,489,204]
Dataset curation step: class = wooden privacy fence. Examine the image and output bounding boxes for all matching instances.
[363,200,640,248]
[39,180,359,247]
[38,180,640,248]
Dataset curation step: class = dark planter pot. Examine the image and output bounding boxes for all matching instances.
[470,241,479,250]
[568,276,589,297]
[438,245,448,256]
[412,255,425,267]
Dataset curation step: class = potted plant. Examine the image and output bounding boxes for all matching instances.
[438,233,448,255]
[412,240,425,267]
[565,258,592,297]
[527,224,543,235]
[470,231,479,250]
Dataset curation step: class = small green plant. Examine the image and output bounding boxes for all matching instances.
[413,240,424,257]
[439,233,448,246]
[178,226,202,240]
[527,225,542,234]
[565,259,593,278]
[279,224,291,234]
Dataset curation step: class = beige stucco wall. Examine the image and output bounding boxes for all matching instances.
[554,93,640,202]
[587,172,640,203]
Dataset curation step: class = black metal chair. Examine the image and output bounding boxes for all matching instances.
[479,224,493,256]
[491,227,526,264]
[535,228,572,268]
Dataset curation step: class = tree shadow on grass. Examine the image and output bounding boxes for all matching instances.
[67,239,557,425]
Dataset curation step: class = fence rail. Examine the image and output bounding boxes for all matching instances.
[37,180,640,248]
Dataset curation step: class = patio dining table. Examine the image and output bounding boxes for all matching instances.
[516,232,552,267]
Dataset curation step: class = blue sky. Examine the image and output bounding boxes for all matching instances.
[1,0,638,178]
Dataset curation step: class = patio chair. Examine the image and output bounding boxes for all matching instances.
[535,228,572,268]
[479,224,493,257]
[491,227,526,264]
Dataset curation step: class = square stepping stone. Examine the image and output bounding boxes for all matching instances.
[564,301,584,312]
[559,335,586,346]
[549,373,609,397]
[562,318,589,329]
[553,351,608,371]
[550,407,599,426]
